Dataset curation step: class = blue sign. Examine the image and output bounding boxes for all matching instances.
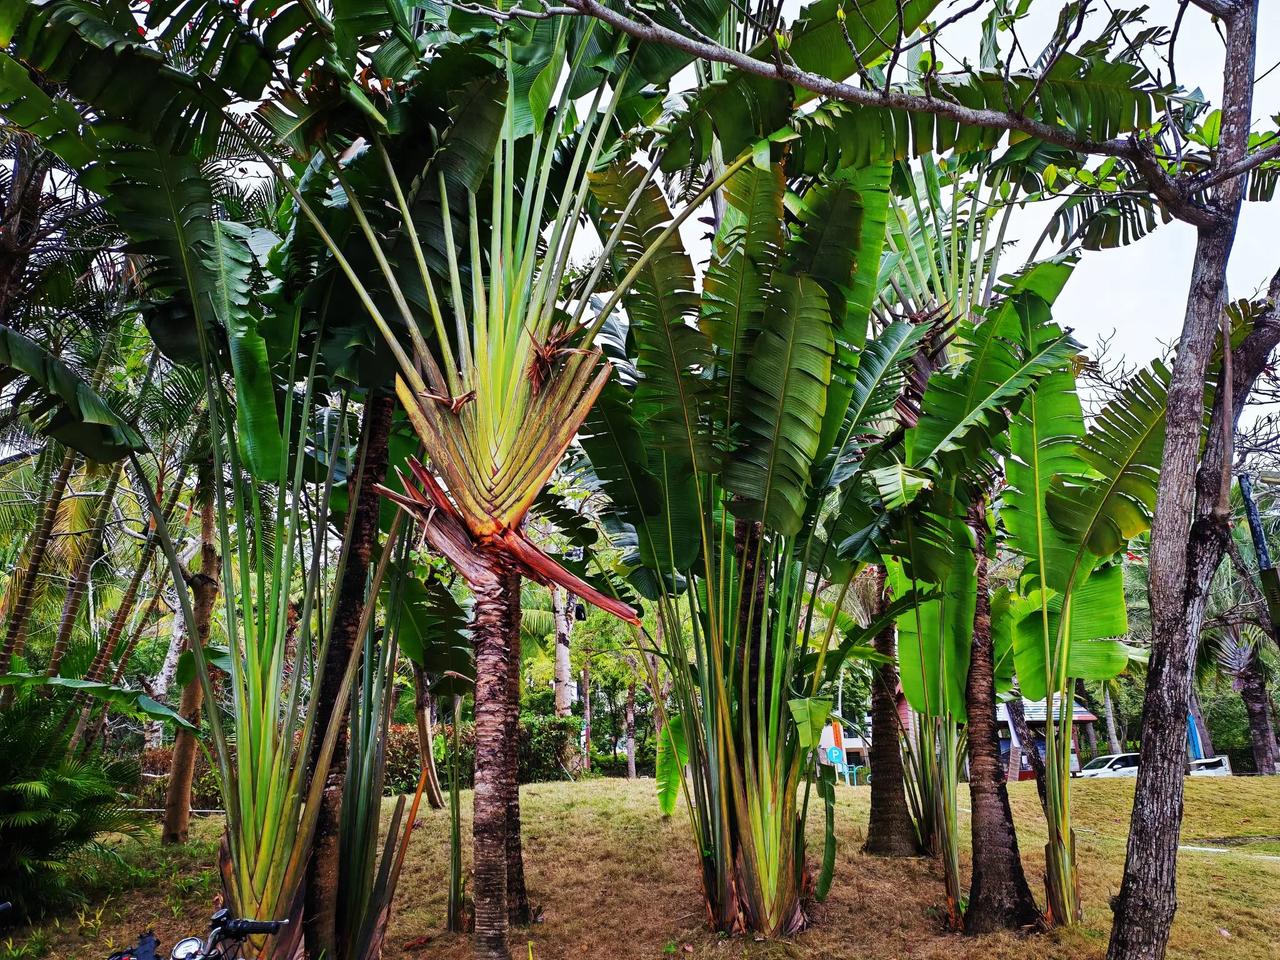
[826,745,844,764]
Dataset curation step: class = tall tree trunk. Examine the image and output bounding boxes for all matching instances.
[147,590,187,749]
[471,559,518,960]
[1108,8,1268,958]
[864,565,921,856]
[304,391,394,960]
[0,448,76,682]
[412,661,446,809]
[504,569,529,926]
[45,468,122,679]
[1104,686,1123,755]
[625,674,637,779]
[69,551,156,749]
[1239,649,1278,774]
[1188,688,1215,758]
[83,588,168,752]
[1076,680,1099,759]
[1006,696,1048,811]
[963,502,1041,933]
[161,492,217,846]
[581,650,593,773]
[552,585,575,717]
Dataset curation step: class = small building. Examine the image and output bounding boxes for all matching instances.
[997,695,1097,779]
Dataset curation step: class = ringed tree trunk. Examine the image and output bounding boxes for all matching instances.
[864,565,922,857]
[963,502,1041,933]
[504,567,529,926]
[161,491,218,846]
[552,585,575,717]
[0,448,75,681]
[470,557,520,960]
[45,467,123,679]
[1239,649,1278,774]
[412,661,447,809]
[303,390,394,960]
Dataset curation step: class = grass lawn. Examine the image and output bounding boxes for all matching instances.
[10,777,1278,960]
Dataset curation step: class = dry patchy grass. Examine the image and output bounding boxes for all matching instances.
[13,777,1279,960]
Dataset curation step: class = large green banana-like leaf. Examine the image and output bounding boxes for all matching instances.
[213,222,284,478]
[385,564,474,698]
[590,162,720,470]
[889,526,974,722]
[0,326,146,461]
[725,273,834,536]
[655,712,688,817]
[701,163,784,424]
[905,263,1079,478]
[1045,361,1171,556]
[0,52,96,166]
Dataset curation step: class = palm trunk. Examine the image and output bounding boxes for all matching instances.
[304,390,394,959]
[69,548,157,748]
[864,565,921,856]
[964,502,1041,933]
[412,661,446,809]
[1104,686,1123,755]
[1239,649,1278,774]
[0,448,75,682]
[81,586,168,752]
[625,676,637,779]
[552,585,574,718]
[504,569,530,926]
[0,136,50,325]
[471,559,517,960]
[161,493,217,846]
[45,468,122,679]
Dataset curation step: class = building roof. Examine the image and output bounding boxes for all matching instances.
[997,695,1097,724]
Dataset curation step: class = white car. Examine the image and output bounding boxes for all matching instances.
[1077,753,1140,777]
[1189,755,1233,777]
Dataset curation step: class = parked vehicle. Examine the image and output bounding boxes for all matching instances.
[107,910,287,960]
[1076,753,1141,777]
[1189,755,1233,777]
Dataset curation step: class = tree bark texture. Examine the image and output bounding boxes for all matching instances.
[963,505,1041,933]
[304,390,394,960]
[0,448,74,679]
[1109,8,1267,958]
[1006,696,1048,811]
[471,557,518,960]
[504,566,529,926]
[1239,649,1278,774]
[45,468,122,679]
[581,654,592,773]
[1104,686,1123,755]
[161,495,217,845]
[147,589,187,749]
[864,565,922,856]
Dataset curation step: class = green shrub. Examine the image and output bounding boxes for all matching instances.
[0,699,145,921]
[137,747,222,810]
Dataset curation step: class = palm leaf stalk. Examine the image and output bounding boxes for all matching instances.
[578,156,929,933]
